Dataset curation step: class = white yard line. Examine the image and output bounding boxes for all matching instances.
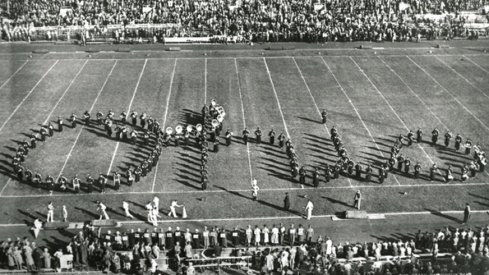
[7,179,489,198]
[292,57,353,188]
[378,57,449,131]
[0,60,28,91]
[151,58,178,193]
[463,55,489,75]
[43,60,89,125]
[0,60,59,134]
[234,58,253,181]
[435,56,489,100]
[56,61,118,179]
[106,59,148,176]
[320,56,401,186]
[407,56,489,132]
[0,179,11,196]
[262,57,290,138]
[349,57,438,170]
[204,58,207,104]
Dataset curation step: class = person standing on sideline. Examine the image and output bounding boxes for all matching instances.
[168,200,182,218]
[62,205,68,222]
[463,203,471,224]
[122,201,134,219]
[97,201,110,220]
[46,202,54,222]
[354,190,362,210]
[251,179,259,201]
[283,193,290,210]
[305,200,314,220]
[32,219,43,238]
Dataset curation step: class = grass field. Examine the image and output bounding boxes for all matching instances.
[0,42,489,246]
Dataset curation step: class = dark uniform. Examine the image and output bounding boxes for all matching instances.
[325,164,331,183]
[83,111,91,126]
[242,128,250,145]
[98,174,107,193]
[365,165,372,182]
[313,168,319,187]
[299,167,306,186]
[278,133,285,148]
[268,129,275,145]
[416,128,423,143]
[225,129,232,146]
[444,131,452,147]
[321,110,328,124]
[430,164,437,181]
[131,112,138,126]
[70,114,77,128]
[378,167,384,184]
[404,158,411,174]
[58,117,63,132]
[414,163,421,179]
[86,175,94,193]
[283,193,290,210]
[455,134,462,151]
[397,155,405,171]
[432,129,439,145]
[406,130,414,146]
[255,128,262,144]
[214,139,219,153]
[355,163,361,179]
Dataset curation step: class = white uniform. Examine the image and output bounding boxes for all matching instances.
[32,219,43,238]
[168,201,180,218]
[46,204,54,222]
[122,201,134,218]
[98,203,110,220]
[305,201,314,220]
[62,206,68,222]
[153,197,161,217]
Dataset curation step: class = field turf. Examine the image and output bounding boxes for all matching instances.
[0,42,488,246]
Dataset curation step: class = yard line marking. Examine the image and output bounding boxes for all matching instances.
[151,58,178,193]
[262,57,290,138]
[2,181,489,198]
[320,57,401,185]
[0,60,28,91]
[435,56,489,100]
[0,179,11,196]
[378,57,449,131]
[350,57,438,170]
[56,61,118,179]
[0,60,59,134]
[463,55,489,75]
[407,56,489,132]
[43,60,89,125]
[234,58,253,181]
[204,58,207,104]
[107,59,148,176]
[292,57,353,188]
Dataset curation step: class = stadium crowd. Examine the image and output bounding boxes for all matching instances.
[1,0,488,42]
[2,223,489,274]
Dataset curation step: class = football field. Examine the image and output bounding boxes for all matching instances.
[0,42,488,245]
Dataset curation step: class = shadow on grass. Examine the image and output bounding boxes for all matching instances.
[322,196,353,209]
[216,186,302,217]
[424,208,461,224]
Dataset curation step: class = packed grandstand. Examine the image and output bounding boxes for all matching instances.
[1,0,488,42]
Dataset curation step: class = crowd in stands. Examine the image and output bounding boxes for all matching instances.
[1,0,488,42]
[2,222,489,274]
